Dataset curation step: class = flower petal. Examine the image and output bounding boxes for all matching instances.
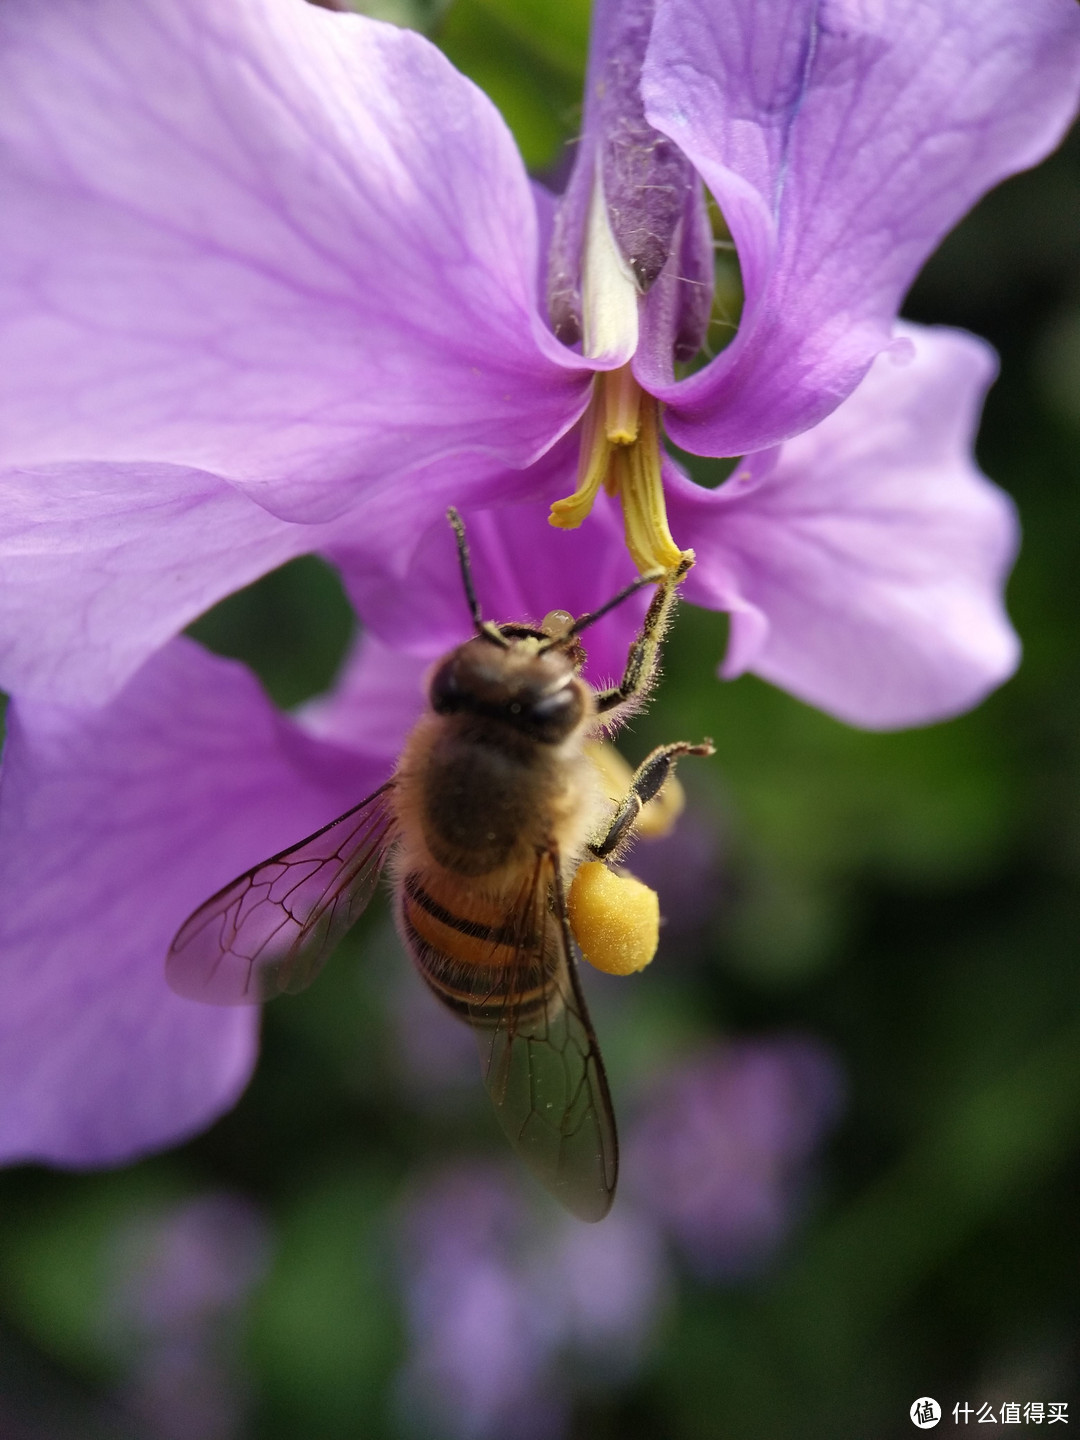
[0,0,587,521]
[0,638,391,1166]
[667,325,1020,728]
[0,440,630,728]
[0,463,322,707]
[0,443,546,710]
[325,432,583,621]
[298,632,429,755]
[643,0,1080,456]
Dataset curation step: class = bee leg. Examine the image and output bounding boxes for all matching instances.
[589,740,714,859]
[593,555,693,718]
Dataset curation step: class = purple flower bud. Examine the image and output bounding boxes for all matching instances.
[592,0,697,293]
[546,0,714,361]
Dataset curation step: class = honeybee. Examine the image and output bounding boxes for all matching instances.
[167,510,712,1220]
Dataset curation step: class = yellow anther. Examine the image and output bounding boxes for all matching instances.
[549,380,609,531]
[617,396,691,574]
[548,370,693,577]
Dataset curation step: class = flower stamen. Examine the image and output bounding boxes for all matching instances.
[550,366,692,576]
[548,380,610,529]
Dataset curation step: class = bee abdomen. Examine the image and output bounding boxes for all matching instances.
[399,871,557,1028]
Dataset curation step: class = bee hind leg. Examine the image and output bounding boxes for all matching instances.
[589,740,714,860]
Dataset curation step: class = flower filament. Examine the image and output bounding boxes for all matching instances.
[550,365,692,575]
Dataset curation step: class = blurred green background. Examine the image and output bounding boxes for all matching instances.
[1,2,1079,1437]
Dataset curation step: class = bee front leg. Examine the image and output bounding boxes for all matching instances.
[589,740,714,860]
[593,556,693,719]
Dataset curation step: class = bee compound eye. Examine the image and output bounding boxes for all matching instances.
[525,684,583,739]
[429,657,462,713]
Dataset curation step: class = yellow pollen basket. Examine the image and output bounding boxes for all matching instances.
[549,366,693,577]
[568,860,660,976]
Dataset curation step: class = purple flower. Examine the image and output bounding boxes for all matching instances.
[395,1160,670,1439]
[0,0,1070,1165]
[527,1203,669,1386]
[0,332,1029,1164]
[103,1194,269,1440]
[1,0,1075,722]
[396,1165,563,1440]
[626,1036,845,1278]
[107,1195,269,1333]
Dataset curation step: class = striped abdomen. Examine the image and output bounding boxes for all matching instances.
[398,866,564,1029]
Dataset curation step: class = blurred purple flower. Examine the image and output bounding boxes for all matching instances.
[397,1166,561,1440]
[107,1194,269,1331]
[528,1205,669,1387]
[395,1161,669,1440]
[1,0,1075,724]
[393,1031,844,1437]
[103,1194,270,1440]
[627,1036,844,1278]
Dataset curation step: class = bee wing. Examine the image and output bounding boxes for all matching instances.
[472,849,618,1222]
[167,783,398,1005]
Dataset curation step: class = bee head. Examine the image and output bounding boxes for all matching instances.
[429,633,587,744]
[440,506,672,743]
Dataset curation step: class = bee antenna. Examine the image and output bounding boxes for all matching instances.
[447,507,510,648]
[549,569,664,646]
